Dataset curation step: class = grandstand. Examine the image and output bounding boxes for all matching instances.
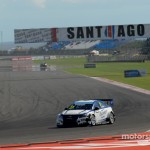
[41,39,127,51]
[92,39,127,49]
[43,41,70,50]
[64,40,100,50]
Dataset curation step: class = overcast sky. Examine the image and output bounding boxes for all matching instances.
[0,0,150,42]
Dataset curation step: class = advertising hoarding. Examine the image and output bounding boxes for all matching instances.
[14,24,150,43]
[124,70,147,77]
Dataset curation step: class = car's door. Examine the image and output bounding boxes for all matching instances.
[98,101,109,121]
[92,101,101,123]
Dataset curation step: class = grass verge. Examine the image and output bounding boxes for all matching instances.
[34,57,150,90]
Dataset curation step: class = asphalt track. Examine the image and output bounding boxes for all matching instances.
[0,60,150,145]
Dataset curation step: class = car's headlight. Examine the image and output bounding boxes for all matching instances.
[57,114,63,120]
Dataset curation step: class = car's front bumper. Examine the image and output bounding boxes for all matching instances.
[57,115,88,126]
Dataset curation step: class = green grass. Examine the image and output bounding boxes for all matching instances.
[34,57,150,90]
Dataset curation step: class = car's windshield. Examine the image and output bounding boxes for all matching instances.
[68,101,93,110]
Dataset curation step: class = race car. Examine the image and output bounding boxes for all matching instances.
[56,99,115,127]
[40,62,48,71]
[40,62,48,68]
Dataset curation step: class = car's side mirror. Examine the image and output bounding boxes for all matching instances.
[64,108,68,110]
[94,107,99,111]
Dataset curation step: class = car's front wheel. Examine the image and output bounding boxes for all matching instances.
[89,115,96,126]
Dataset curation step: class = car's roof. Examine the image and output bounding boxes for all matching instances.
[74,100,97,103]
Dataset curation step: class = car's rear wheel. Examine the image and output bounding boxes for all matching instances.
[108,112,115,124]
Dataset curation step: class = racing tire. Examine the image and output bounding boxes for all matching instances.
[108,112,115,124]
[89,115,96,126]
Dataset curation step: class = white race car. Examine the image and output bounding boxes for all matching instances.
[56,99,115,127]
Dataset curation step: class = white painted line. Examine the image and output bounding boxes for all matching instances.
[91,77,150,95]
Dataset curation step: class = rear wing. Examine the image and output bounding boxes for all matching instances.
[96,99,114,107]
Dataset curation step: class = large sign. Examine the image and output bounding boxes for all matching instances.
[14,28,57,43]
[14,24,150,43]
[124,69,147,77]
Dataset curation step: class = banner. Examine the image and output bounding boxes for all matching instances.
[124,69,147,77]
[84,63,96,68]
[14,28,57,43]
[14,23,150,43]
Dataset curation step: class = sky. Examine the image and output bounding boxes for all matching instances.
[0,0,150,42]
